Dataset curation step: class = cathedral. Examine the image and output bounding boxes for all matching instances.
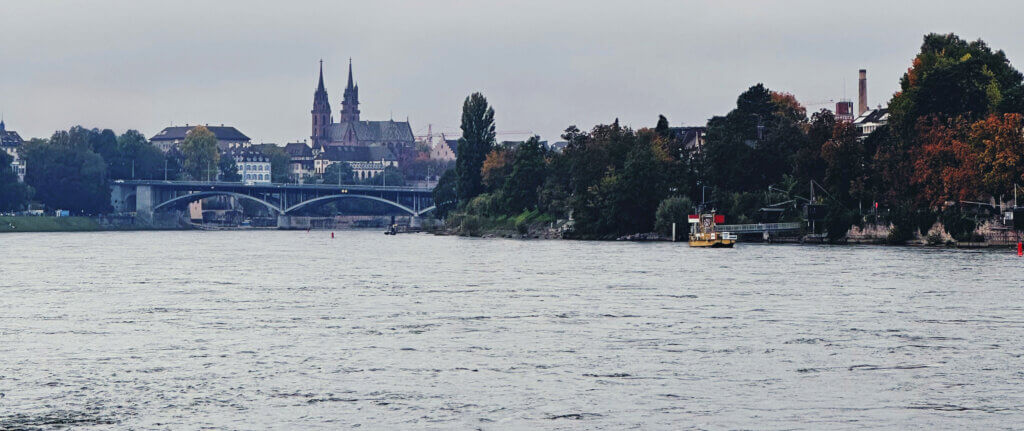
[310,60,415,154]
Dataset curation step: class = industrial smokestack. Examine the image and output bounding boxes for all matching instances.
[858,69,868,116]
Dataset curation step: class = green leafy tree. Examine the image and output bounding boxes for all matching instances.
[704,84,809,193]
[432,169,457,218]
[219,155,241,182]
[654,196,693,237]
[890,33,1024,144]
[180,126,219,180]
[455,92,496,204]
[322,162,354,185]
[259,144,292,183]
[503,136,547,213]
[20,134,110,214]
[361,166,405,186]
[0,150,31,211]
[821,121,865,206]
[111,130,164,180]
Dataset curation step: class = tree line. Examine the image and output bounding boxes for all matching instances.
[437,33,1024,242]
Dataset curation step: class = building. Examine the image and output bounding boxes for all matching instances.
[284,142,314,181]
[309,60,415,155]
[547,141,568,153]
[1,120,26,182]
[225,148,272,184]
[150,125,251,153]
[430,136,458,161]
[666,126,707,153]
[853,108,889,138]
[835,100,855,122]
[313,145,397,180]
[416,129,458,161]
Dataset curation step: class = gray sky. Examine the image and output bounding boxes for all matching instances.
[3,0,1024,145]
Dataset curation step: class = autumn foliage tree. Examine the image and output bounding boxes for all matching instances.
[910,116,979,206]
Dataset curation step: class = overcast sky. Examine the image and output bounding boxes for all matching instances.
[3,0,1024,144]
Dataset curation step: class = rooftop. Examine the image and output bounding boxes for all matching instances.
[151,125,251,142]
[317,145,397,162]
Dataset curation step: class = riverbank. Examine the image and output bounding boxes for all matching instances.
[0,216,104,233]
[438,211,566,239]
[0,216,187,233]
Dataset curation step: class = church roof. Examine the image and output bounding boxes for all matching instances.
[445,139,459,155]
[1,127,23,148]
[150,125,251,142]
[325,120,414,143]
[284,142,313,158]
[317,145,397,162]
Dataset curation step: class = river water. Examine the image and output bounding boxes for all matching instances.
[0,231,1022,429]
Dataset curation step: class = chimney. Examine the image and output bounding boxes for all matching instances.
[858,69,868,116]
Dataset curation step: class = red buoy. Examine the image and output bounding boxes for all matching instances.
[331,232,335,239]
[1017,241,1022,256]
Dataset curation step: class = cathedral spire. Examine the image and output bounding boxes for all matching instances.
[317,59,325,91]
[347,58,354,89]
[340,58,360,123]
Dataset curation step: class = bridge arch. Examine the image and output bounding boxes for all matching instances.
[152,191,283,214]
[415,205,436,217]
[284,194,417,216]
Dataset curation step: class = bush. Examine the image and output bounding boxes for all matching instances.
[941,208,978,242]
[824,205,855,243]
[654,196,693,237]
[886,205,918,244]
[464,192,507,218]
[916,210,939,236]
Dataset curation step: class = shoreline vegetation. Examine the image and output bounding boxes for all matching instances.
[430,33,1024,246]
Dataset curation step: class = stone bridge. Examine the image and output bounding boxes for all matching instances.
[111,180,435,226]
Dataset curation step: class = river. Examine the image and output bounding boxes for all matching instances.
[0,231,1022,429]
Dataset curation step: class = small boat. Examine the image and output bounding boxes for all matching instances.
[384,224,397,235]
[688,212,736,247]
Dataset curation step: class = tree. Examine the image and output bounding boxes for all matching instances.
[655,114,670,136]
[503,136,548,213]
[970,113,1024,202]
[821,121,865,206]
[180,126,219,180]
[889,33,1024,145]
[322,162,354,185]
[703,84,788,192]
[112,130,164,180]
[910,116,979,206]
[219,155,241,182]
[361,166,405,186]
[794,108,835,186]
[432,169,457,218]
[569,129,668,237]
[19,134,110,214]
[0,150,31,211]
[654,196,693,237]
[455,92,496,204]
[259,145,292,183]
[480,146,513,191]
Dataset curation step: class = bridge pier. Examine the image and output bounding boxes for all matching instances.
[277,215,310,230]
[409,216,422,228]
[135,185,154,223]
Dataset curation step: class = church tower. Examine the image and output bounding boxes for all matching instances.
[311,60,332,149]
[340,59,360,123]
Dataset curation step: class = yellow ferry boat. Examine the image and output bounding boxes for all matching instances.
[688,212,737,247]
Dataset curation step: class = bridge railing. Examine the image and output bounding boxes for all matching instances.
[715,222,803,233]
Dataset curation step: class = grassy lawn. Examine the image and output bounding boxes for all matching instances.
[0,216,103,233]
